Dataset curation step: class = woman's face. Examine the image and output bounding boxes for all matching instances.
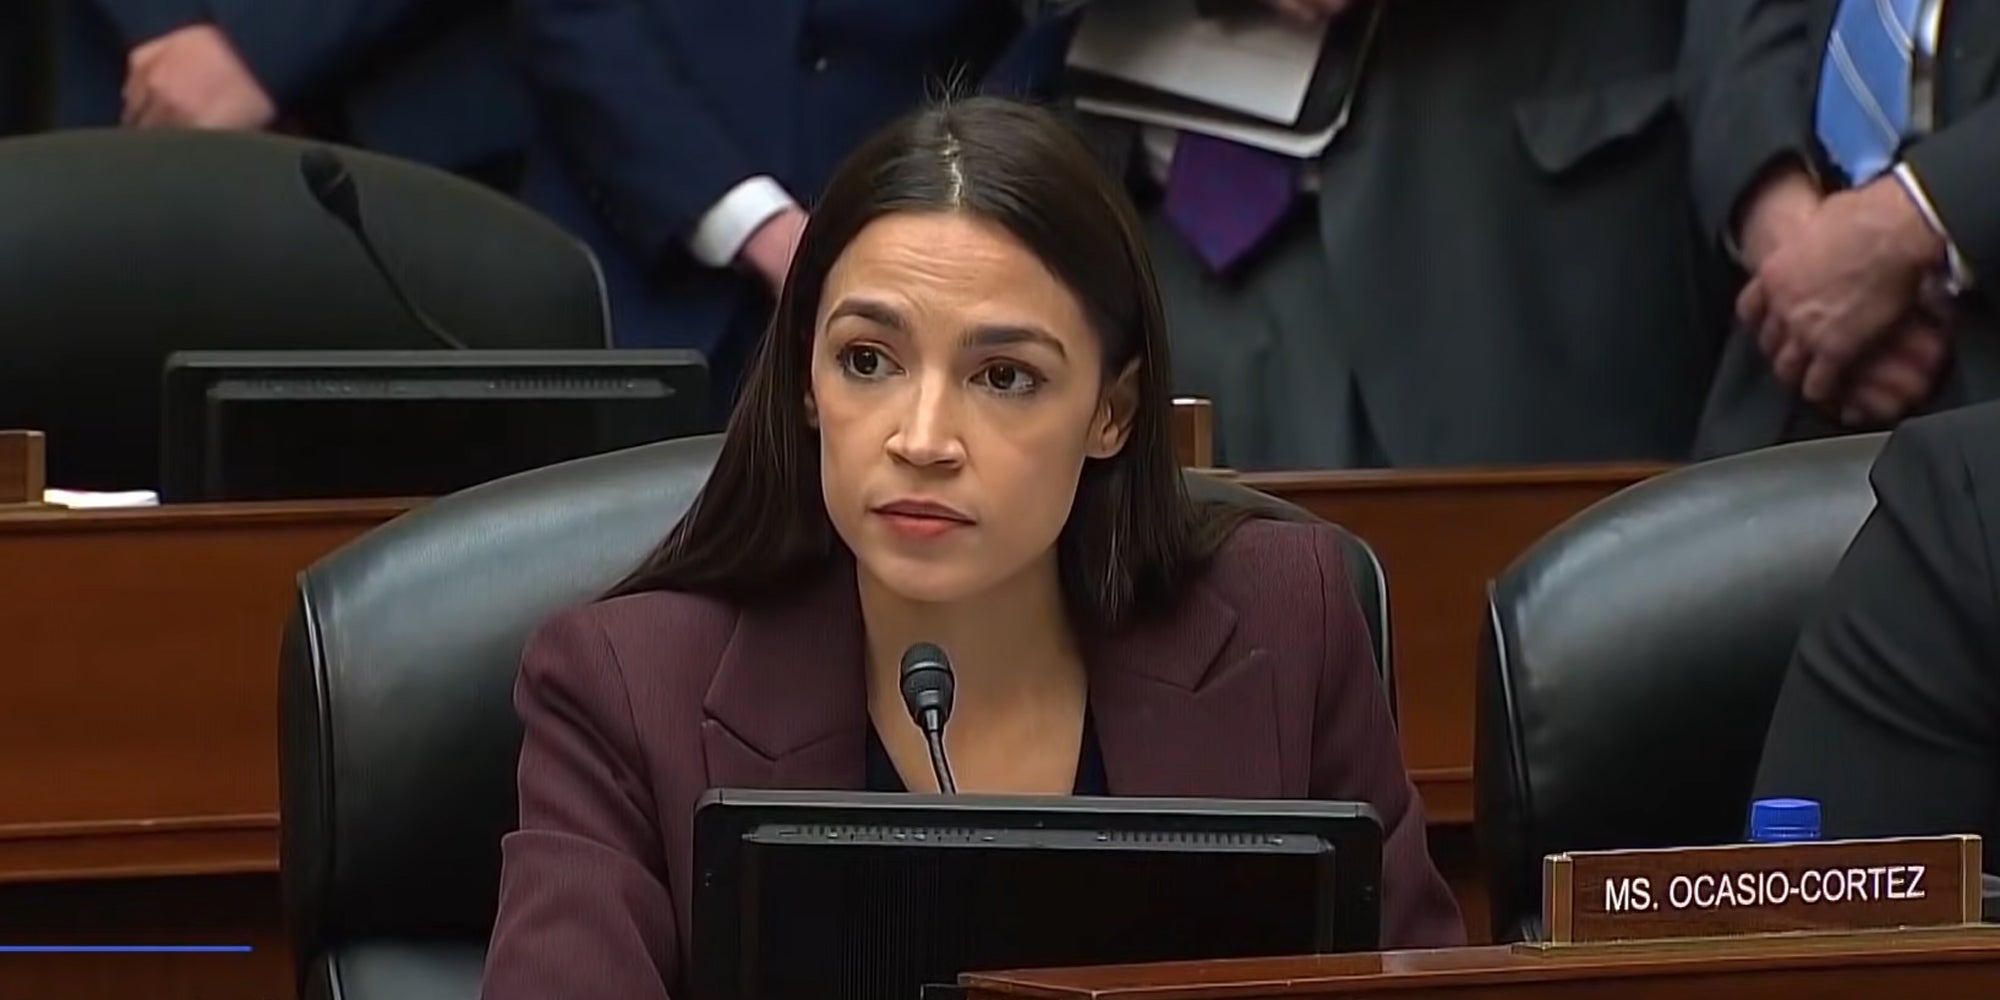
[809,211,1136,606]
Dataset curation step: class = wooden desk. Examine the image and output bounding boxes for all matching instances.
[0,498,413,882]
[963,930,2000,999]
[0,501,408,1000]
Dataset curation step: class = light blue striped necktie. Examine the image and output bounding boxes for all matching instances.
[1816,0,1921,185]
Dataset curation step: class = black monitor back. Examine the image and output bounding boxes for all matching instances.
[692,791,1383,1000]
[160,350,705,502]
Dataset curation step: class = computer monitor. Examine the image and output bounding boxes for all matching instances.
[691,790,1383,1000]
[158,349,707,502]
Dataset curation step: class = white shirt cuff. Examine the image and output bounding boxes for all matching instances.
[687,176,798,269]
[1891,161,1974,294]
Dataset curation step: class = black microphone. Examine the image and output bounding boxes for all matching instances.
[899,642,957,794]
[298,146,469,350]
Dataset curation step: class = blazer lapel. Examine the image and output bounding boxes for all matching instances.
[1087,583,1285,799]
[699,567,869,792]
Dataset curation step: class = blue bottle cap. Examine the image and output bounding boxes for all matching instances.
[1749,797,1821,842]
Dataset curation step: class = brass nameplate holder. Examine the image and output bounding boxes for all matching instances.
[1542,834,1983,945]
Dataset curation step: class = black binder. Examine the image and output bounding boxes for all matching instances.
[1065,0,1380,141]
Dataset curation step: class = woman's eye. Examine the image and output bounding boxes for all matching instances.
[979,363,1039,395]
[839,345,888,378]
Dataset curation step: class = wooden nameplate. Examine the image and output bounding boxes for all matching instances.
[1542,835,1984,945]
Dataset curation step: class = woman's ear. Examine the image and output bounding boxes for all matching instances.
[1086,360,1141,459]
[804,390,819,429]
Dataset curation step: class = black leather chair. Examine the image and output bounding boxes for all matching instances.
[0,128,610,490]
[278,438,1392,1000]
[1475,433,1887,942]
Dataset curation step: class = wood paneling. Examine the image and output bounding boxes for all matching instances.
[0,874,289,1000]
[0,499,413,881]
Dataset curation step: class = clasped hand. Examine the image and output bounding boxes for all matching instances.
[1736,169,1953,428]
[122,25,275,131]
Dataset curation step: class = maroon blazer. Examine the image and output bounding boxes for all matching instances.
[479,518,1465,1000]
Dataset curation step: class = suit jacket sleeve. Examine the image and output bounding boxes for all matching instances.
[1752,413,2000,850]
[199,0,452,109]
[1309,530,1466,950]
[87,0,207,47]
[93,0,445,107]
[482,611,677,1000]
[1688,0,1817,246]
[1903,96,2000,287]
[981,11,1078,102]
[513,0,772,268]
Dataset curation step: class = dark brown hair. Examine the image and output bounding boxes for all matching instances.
[610,97,1247,631]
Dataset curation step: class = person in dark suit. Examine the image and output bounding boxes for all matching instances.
[510,0,1077,417]
[480,99,1463,999]
[1690,0,2000,456]
[1752,400,2000,871]
[1088,0,1725,470]
[50,0,528,185]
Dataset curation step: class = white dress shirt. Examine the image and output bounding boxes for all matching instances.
[686,176,799,268]
[1897,0,1974,292]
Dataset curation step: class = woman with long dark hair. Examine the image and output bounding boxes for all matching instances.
[480,97,1462,1000]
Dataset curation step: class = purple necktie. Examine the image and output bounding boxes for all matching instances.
[1163,132,1300,273]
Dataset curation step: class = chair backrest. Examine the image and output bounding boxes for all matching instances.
[1474,433,1886,942]
[278,441,1387,998]
[0,128,609,490]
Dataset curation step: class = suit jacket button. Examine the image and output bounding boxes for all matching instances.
[812,55,830,73]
